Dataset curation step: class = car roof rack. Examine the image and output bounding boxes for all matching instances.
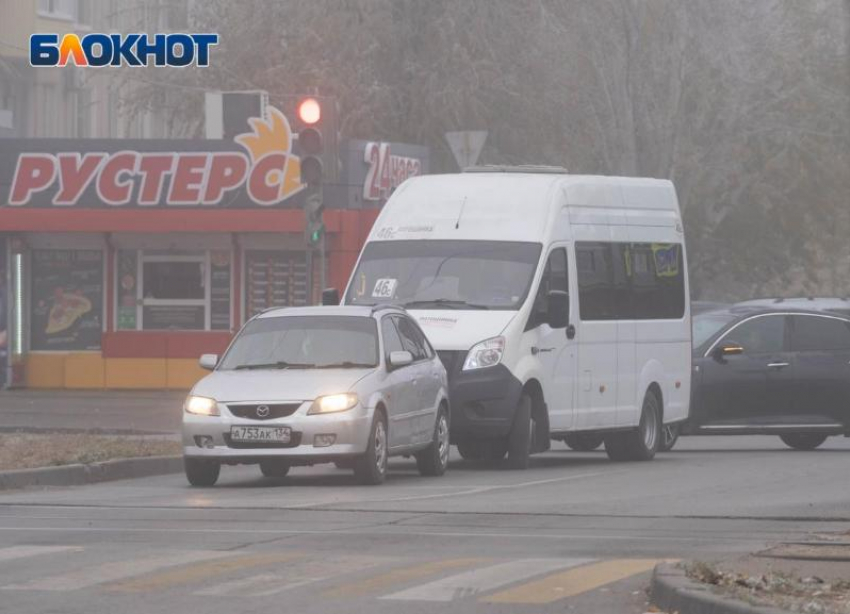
[463,164,568,174]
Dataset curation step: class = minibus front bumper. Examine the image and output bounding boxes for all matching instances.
[439,355,524,441]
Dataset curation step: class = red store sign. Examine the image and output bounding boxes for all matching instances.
[363,142,423,202]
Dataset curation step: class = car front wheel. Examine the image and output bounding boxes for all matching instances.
[354,411,388,485]
[658,423,680,452]
[416,406,450,476]
[184,458,220,487]
[780,433,828,451]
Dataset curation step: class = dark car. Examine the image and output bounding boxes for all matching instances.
[692,300,729,315]
[736,297,850,317]
[667,306,850,451]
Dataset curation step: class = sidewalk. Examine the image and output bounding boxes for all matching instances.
[0,389,184,435]
[652,532,850,613]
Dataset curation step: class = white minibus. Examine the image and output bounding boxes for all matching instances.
[339,167,691,468]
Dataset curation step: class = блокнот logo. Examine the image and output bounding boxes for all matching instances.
[30,33,218,67]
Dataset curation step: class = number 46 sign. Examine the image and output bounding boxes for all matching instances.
[372,278,398,299]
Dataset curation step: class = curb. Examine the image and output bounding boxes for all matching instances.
[0,456,183,491]
[651,563,791,614]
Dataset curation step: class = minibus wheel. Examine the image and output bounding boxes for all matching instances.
[604,391,661,462]
[506,393,534,469]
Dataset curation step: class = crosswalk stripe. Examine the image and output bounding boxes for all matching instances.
[106,552,302,592]
[483,558,662,604]
[380,558,592,602]
[3,550,231,591]
[323,558,485,598]
[0,546,83,563]
[196,555,388,597]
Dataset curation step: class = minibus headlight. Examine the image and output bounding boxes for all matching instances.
[184,395,219,416]
[463,336,505,371]
[308,393,359,415]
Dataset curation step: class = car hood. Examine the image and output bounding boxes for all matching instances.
[409,309,518,351]
[191,368,375,403]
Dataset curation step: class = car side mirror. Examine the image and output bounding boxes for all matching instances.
[388,350,414,369]
[322,288,340,306]
[199,354,218,371]
[546,290,569,329]
[712,342,744,361]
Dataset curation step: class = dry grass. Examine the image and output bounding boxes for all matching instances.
[0,433,181,471]
[685,561,850,614]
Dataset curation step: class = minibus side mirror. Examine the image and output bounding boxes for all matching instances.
[546,290,569,329]
[322,288,340,306]
[712,341,744,361]
[199,354,218,371]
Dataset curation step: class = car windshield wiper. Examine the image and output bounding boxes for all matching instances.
[314,362,377,369]
[233,361,316,370]
[402,299,489,310]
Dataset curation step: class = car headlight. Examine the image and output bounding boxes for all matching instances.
[184,395,219,416]
[308,393,359,415]
[463,336,505,371]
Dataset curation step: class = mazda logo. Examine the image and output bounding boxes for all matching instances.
[256,405,270,418]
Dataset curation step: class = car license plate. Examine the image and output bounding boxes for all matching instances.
[230,426,291,443]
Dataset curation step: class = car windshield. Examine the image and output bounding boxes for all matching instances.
[692,312,738,348]
[345,240,543,310]
[218,316,379,370]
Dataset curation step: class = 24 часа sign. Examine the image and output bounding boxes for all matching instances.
[0,107,307,209]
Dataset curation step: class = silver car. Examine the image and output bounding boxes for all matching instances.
[182,305,450,486]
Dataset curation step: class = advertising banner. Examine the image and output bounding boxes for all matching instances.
[30,249,103,351]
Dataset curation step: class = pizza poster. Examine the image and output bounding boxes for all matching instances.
[31,250,103,351]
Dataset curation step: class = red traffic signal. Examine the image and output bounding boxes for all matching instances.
[297,97,321,125]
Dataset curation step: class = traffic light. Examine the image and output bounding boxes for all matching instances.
[297,97,323,187]
[304,192,325,247]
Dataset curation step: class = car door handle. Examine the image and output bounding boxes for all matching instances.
[767,362,789,368]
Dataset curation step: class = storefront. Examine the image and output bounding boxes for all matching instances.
[0,109,429,389]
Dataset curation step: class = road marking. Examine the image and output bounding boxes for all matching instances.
[380,558,591,602]
[323,557,485,598]
[0,545,83,562]
[196,555,388,597]
[0,525,723,542]
[105,552,302,592]
[360,471,621,504]
[483,558,663,603]
[3,550,230,591]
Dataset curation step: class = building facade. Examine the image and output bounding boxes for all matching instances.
[0,111,430,389]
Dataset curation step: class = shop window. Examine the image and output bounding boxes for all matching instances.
[116,250,231,332]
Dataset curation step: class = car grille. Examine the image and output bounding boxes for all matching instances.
[437,350,465,377]
[223,432,303,449]
[227,403,301,421]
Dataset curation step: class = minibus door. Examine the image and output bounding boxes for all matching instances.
[533,247,575,430]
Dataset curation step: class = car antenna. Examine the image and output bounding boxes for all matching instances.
[455,196,468,229]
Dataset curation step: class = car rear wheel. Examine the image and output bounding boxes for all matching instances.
[354,411,388,485]
[605,391,661,462]
[259,460,290,478]
[184,458,220,487]
[506,393,534,470]
[564,432,604,451]
[416,407,450,477]
[780,433,828,451]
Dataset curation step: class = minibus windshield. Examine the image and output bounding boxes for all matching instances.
[345,240,542,311]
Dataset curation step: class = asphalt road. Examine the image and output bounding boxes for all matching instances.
[0,435,848,614]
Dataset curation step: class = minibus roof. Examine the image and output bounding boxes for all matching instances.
[369,173,678,243]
